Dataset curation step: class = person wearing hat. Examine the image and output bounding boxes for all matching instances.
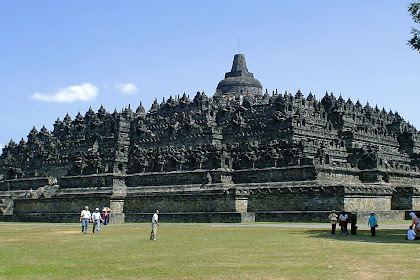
[328,210,338,234]
[92,207,104,234]
[368,211,377,237]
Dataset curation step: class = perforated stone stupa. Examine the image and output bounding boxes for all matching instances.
[1,54,420,223]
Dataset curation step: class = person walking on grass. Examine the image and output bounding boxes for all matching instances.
[79,206,92,234]
[368,211,377,237]
[150,209,159,240]
[92,208,104,234]
[328,210,338,235]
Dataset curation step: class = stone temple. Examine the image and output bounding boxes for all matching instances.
[1,54,420,223]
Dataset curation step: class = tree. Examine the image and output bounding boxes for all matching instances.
[408,1,420,52]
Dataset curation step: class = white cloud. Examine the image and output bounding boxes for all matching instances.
[31,83,98,103]
[115,83,137,94]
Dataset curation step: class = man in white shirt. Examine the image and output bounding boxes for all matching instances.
[92,208,104,234]
[150,209,159,240]
[79,206,92,234]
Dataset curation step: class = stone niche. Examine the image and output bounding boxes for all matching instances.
[392,186,420,210]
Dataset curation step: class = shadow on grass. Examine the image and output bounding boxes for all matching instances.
[305,228,416,244]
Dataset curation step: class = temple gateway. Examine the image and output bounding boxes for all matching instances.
[1,54,420,223]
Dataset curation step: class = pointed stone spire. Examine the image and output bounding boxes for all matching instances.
[229,54,249,74]
[136,101,146,117]
[40,125,49,135]
[64,113,72,123]
[8,139,17,148]
[307,91,314,101]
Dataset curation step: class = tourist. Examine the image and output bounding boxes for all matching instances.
[409,212,419,235]
[339,211,348,235]
[101,210,109,225]
[150,209,159,240]
[368,211,377,237]
[79,206,92,234]
[328,210,338,234]
[92,208,104,234]
[407,225,418,240]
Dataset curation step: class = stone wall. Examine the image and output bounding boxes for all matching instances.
[231,166,317,183]
[0,170,418,224]
[413,197,420,210]
[124,190,237,214]
[343,184,393,211]
[0,178,51,191]
[256,211,337,223]
[13,197,110,222]
[125,170,210,187]
[357,210,405,223]
[344,196,391,211]
[60,174,117,189]
[392,186,414,210]
[126,212,243,223]
[247,185,344,211]
[392,186,420,210]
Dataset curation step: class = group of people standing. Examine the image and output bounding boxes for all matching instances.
[328,210,420,240]
[79,206,160,241]
[79,206,110,234]
[328,210,377,236]
[328,210,351,235]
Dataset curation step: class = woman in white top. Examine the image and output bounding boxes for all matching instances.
[339,211,348,235]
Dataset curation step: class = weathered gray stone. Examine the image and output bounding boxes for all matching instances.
[1,54,420,223]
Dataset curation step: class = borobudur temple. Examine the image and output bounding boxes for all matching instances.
[1,54,420,223]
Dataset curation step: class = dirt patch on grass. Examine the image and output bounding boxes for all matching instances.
[49,231,80,235]
[1,238,19,242]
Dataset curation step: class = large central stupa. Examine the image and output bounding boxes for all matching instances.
[215,54,262,97]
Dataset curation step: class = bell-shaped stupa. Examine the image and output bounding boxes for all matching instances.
[215,54,262,98]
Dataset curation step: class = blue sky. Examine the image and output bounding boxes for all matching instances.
[1,1,419,152]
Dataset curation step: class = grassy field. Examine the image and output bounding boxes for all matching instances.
[0,222,419,279]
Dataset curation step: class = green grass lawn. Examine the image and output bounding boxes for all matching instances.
[0,222,419,279]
